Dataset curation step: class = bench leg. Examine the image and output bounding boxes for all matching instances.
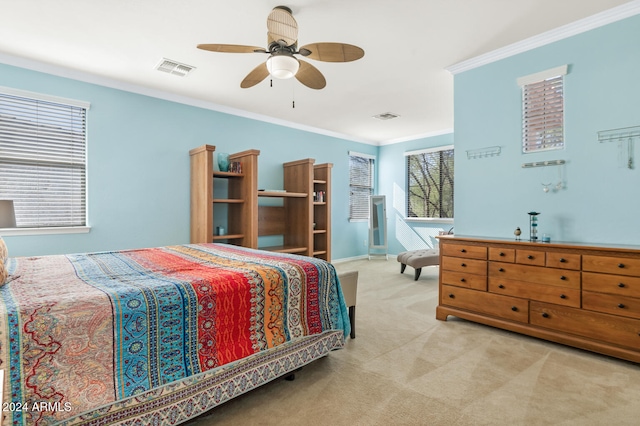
[400,263,407,274]
[349,306,356,338]
[414,268,422,281]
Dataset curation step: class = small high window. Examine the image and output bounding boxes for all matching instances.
[518,65,568,153]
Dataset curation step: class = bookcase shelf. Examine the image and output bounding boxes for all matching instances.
[258,191,307,198]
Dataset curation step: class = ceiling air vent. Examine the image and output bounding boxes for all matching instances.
[373,112,400,121]
[155,58,196,77]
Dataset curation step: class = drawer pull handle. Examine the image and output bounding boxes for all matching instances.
[498,284,505,289]
[461,263,466,267]
[560,294,566,299]
[542,313,549,318]
[498,267,505,272]
[619,263,625,268]
[527,255,534,260]
[461,249,467,253]
[448,294,455,299]
[560,275,567,280]
[560,258,566,263]
[618,303,626,309]
[499,252,505,256]
[511,306,518,312]
[460,278,466,282]
[619,283,626,288]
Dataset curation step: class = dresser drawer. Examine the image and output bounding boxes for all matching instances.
[546,252,581,270]
[583,291,640,320]
[489,278,580,308]
[442,243,487,260]
[441,270,487,291]
[489,262,580,289]
[583,272,640,298]
[516,249,545,266]
[489,247,515,263]
[442,256,487,275]
[583,255,640,277]
[442,285,528,323]
[531,301,640,351]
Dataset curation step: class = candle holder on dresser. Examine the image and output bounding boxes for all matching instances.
[528,212,540,242]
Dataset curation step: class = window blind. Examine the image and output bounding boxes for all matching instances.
[522,74,564,153]
[407,148,454,219]
[349,154,374,220]
[0,92,88,228]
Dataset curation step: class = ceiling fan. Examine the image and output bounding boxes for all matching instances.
[197,5,364,90]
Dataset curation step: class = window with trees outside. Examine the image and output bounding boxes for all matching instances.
[406,146,454,219]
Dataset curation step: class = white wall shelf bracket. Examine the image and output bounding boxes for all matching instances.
[521,159,565,168]
[597,125,638,169]
[466,146,501,159]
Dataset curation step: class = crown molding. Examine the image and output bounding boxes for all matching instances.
[378,128,454,146]
[447,0,640,75]
[0,52,378,146]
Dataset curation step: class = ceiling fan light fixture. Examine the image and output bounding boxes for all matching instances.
[266,54,299,79]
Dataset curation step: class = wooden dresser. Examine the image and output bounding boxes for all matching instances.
[437,235,640,362]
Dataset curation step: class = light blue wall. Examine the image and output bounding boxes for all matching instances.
[0,62,377,259]
[378,132,454,255]
[454,15,640,244]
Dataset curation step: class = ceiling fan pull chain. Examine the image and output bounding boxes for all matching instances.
[270,79,273,87]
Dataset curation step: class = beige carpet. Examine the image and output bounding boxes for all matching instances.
[187,258,640,426]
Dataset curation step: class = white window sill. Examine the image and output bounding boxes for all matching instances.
[0,226,91,236]
[349,219,369,223]
[405,218,454,224]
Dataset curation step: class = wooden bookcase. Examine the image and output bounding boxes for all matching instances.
[190,145,332,262]
[189,145,259,247]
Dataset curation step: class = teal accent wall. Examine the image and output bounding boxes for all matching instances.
[378,132,454,255]
[0,62,377,259]
[454,15,640,244]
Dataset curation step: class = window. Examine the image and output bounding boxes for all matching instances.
[406,146,454,219]
[518,65,567,153]
[0,87,89,229]
[349,152,375,221]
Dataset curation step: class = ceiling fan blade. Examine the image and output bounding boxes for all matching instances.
[197,44,264,53]
[267,6,298,47]
[295,60,326,90]
[299,43,364,62]
[241,62,269,88]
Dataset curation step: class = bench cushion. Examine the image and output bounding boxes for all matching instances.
[397,249,440,268]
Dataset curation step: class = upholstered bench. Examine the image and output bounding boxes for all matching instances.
[397,249,439,280]
[338,270,358,339]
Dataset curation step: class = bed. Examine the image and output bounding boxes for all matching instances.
[0,242,350,425]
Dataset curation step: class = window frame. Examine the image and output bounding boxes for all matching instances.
[0,86,91,236]
[518,65,568,154]
[405,145,454,223]
[348,151,375,222]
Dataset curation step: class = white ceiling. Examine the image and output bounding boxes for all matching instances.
[0,0,636,144]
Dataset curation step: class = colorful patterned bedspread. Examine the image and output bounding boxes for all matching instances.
[0,243,349,425]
